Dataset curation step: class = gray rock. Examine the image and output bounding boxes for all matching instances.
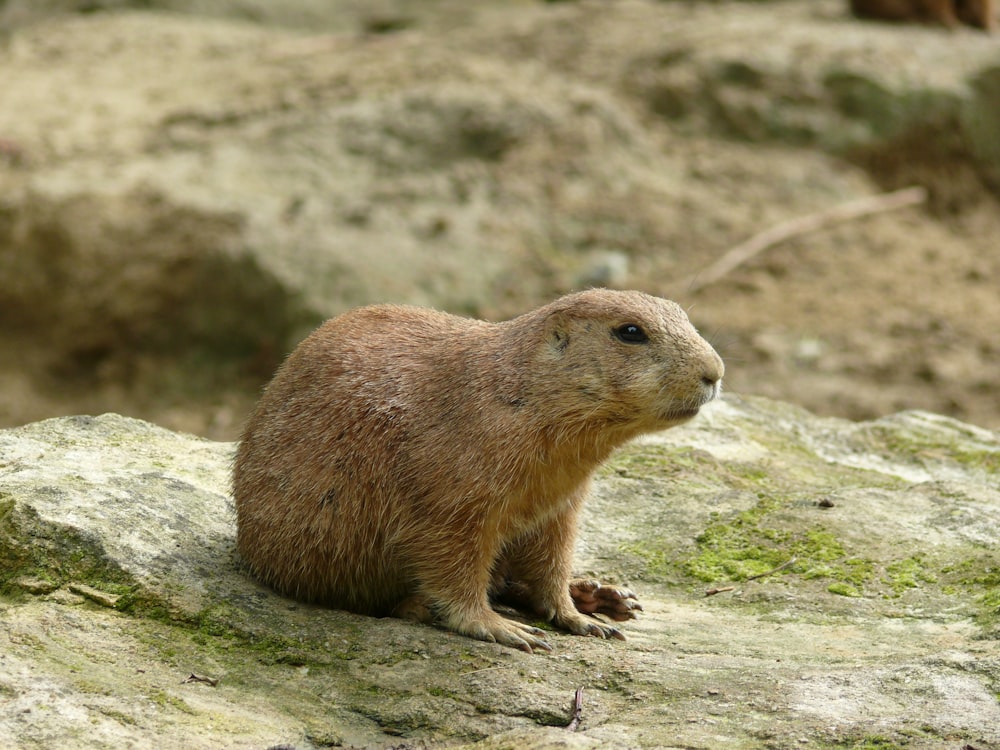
[1,396,998,748]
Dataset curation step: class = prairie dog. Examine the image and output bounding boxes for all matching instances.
[849,0,995,30]
[233,289,724,652]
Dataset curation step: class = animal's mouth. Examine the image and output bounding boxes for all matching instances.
[661,406,701,422]
[660,383,721,423]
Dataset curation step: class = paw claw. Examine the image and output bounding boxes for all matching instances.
[587,624,606,639]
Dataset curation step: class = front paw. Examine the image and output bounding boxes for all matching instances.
[554,609,626,641]
[446,610,553,654]
[569,578,642,622]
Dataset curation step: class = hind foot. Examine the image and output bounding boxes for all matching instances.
[569,578,642,622]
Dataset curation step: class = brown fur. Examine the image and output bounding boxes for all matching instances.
[956,0,996,28]
[233,289,724,652]
[849,0,995,30]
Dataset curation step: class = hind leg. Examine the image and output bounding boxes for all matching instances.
[392,593,435,623]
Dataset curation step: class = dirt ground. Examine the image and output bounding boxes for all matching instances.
[688,167,1000,430]
[0,0,998,439]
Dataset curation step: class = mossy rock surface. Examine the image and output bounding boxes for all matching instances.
[1,397,998,749]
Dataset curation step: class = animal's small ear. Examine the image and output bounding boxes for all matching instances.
[550,327,570,354]
[545,312,571,355]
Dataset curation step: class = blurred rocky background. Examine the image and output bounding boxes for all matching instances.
[1,0,998,440]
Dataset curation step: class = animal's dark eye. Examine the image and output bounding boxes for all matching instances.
[614,324,648,344]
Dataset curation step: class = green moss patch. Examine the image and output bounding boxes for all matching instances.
[0,498,140,604]
[622,482,988,621]
[827,582,862,598]
[883,556,938,596]
[679,493,875,591]
[856,421,1000,475]
[940,555,1000,629]
[605,444,722,483]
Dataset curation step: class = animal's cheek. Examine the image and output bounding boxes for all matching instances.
[573,373,609,402]
[609,369,670,407]
[628,369,664,395]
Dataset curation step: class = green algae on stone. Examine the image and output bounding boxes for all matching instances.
[679,494,873,590]
[883,556,938,597]
[604,444,721,483]
[827,582,862,598]
[939,555,1000,629]
[853,416,1000,476]
[0,499,140,604]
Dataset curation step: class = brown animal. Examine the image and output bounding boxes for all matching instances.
[955,0,996,27]
[849,0,995,30]
[233,289,724,652]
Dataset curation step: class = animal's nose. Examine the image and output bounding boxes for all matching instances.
[701,352,724,387]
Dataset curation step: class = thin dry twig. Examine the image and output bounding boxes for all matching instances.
[566,687,584,731]
[181,672,219,687]
[704,586,736,597]
[745,556,798,582]
[686,185,927,293]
